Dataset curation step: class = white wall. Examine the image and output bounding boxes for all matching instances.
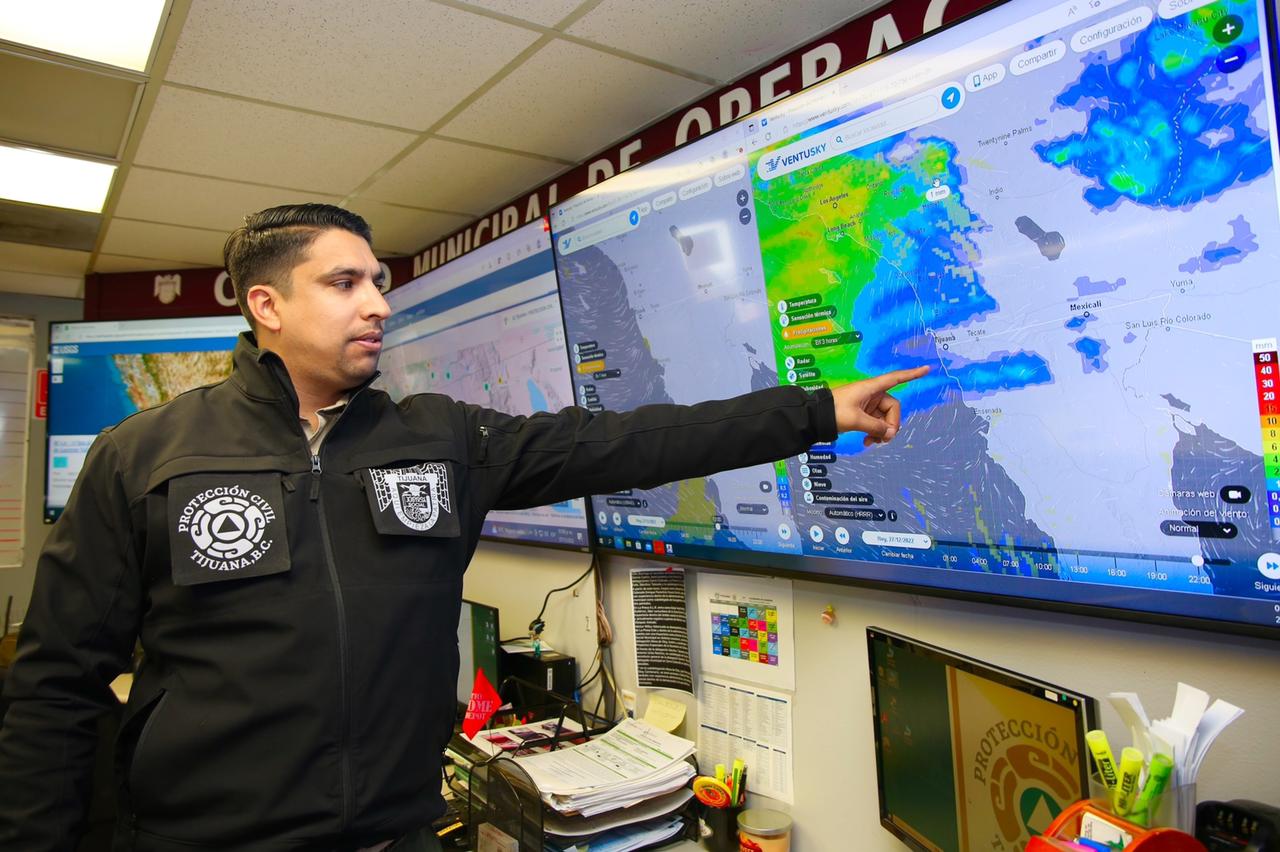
[467,545,1280,851]
[0,292,81,626]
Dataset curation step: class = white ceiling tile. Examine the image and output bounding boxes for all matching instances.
[362,137,562,215]
[441,41,709,162]
[463,0,584,27]
[100,219,229,266]
[345,200,471,256]
[133,87,417,194]
[0,241,90,276]
[91,254,211,274]
[0,268,83,299]
[568,0,873,81]
[114,168,342,233]
[165,1,540,131]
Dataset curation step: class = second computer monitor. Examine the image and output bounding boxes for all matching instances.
[867,627,1097,852]
[457,599,501,708]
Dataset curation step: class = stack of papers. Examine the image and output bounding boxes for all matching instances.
[1109,682,1244,784]
[516,719,696,817]
[545,814,685,852]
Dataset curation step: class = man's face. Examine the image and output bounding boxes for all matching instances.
[270,228,390,394]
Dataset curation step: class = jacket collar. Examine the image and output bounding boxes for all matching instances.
[229,331,380,410]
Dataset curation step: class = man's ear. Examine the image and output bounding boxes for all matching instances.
[246,283,283,333]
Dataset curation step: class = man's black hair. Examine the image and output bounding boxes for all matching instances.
[223,203,373,327]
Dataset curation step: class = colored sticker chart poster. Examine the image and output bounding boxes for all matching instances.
[696,572,794,692]
[950,669,1085,852]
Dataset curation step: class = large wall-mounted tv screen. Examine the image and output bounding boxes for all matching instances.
[551,0,1280,635]
[46,316,245,522]
[380,220,591,550]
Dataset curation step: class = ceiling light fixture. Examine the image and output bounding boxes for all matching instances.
[0,144,117,213]
[0,0,168,72]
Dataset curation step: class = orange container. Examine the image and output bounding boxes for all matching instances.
[1027,798,1206,852]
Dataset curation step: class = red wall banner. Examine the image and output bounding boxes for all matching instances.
[85,0,998,321]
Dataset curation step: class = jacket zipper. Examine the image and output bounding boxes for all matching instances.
[304,388,369,832]
[310,451,353,829]
[478,425,490,462]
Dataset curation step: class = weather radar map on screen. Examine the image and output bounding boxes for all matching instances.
[46,317,244,521]
[380,221,590,549]
[552,0,1280,632]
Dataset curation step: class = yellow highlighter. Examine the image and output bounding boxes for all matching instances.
[715,763,726,784]
[1113,747,1145,816]
[1085,730,1120,791]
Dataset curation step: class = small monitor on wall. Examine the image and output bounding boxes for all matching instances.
[867,627,1098,852]
[45,316,246,522]
[380,220,591,551]
[457,599,501,708]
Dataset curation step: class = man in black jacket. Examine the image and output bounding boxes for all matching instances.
[0,205,926,851]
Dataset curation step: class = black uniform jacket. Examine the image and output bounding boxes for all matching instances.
[0,333,835,851]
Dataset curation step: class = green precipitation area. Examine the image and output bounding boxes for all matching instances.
[753,140,961,389]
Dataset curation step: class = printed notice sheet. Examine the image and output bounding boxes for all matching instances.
[697,676,794,804]
[630,567,693,693]
[696,571,794,691]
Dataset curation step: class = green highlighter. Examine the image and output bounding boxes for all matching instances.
[1130,753,1175,827]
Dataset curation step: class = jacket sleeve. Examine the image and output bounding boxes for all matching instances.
[462,385,837,512]
[0,432,143,852]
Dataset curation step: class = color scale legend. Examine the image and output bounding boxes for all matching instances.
[1252,338,1280,541]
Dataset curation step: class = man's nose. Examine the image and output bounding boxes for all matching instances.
[364,282,391,319]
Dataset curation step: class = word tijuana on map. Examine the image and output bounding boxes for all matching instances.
[551,0,1280,634]
[379,221,590,550]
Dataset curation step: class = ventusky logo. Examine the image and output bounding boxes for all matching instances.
[177,485,277,572]
[370,463,450,531]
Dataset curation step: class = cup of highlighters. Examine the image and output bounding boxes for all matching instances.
[1085,729,1195,833]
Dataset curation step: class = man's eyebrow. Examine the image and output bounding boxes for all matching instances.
[318,265,380,281]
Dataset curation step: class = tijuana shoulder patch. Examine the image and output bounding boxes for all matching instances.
[362,461,460,537]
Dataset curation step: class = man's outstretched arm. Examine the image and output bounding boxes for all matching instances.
[457,366,930,512]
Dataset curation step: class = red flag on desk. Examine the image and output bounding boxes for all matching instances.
[462,668,501,739]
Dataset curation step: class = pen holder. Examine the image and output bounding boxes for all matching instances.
[1087,776,1197,834]
[700,803,742,852]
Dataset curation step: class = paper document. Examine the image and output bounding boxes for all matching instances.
[696,572,795,691]
[697,676,793,803]
[516,719,696,817]
[463,717,584,758]
[543,787,692,838]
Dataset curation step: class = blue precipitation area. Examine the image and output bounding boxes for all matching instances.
[1072,336,1110,373]
[1180,215,1259,272]
[1035,3,1272,210]
[835,135,1052,454]
[48,356,136,436]
[1065,314,1096,331]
